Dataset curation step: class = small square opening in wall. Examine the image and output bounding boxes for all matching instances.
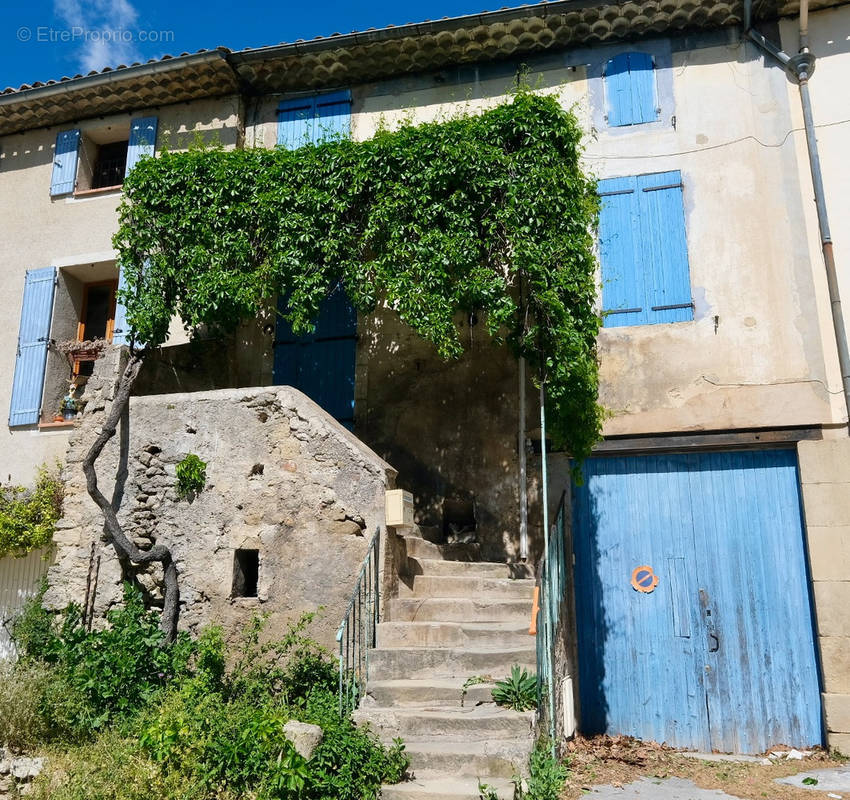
[232,549,259,598]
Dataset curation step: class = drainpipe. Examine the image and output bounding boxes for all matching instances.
[519,357,528,561]
[743,0,850,424]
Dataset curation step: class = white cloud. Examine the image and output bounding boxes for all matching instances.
[53,0,142,73]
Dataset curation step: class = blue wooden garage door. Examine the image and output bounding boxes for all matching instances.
[273,286,356,427]
[572,450,822,754]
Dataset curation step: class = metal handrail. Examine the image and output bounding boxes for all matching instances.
[536,492,567,748]
[336,526,381,716]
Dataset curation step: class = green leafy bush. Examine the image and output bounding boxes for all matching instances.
[175,454,207,498]
[492,665,537,712]
[514,740,569,800]
[14,583,193,735]
[0,466,63,557]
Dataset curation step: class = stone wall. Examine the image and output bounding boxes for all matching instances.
[798,437,850,754]
[45,348,396,650]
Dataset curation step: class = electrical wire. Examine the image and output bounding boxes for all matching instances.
[583,117,850,160]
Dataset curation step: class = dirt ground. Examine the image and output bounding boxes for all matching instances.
[562,735,849,800]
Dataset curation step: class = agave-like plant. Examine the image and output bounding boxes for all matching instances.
[491,665,538,712]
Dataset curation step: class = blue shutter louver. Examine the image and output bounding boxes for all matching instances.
[112,266,130,346]
[9,267,57,427]
[277,91,352,150]
[598,170,692,327]
[605,53,657,127]
[125,116,158,176]
[50,129,80,196]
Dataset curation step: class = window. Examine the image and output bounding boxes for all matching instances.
[74,281,118,376]
[604,52,658,127]
[232,549,259,598]
[49,116,158,197]
[277,90,351,149]
[598,170,693,328]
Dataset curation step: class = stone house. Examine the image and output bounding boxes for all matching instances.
[1,0,850,758]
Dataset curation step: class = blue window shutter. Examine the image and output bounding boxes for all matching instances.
[637,171,693,323]
[628,53,657,124]
[598,176,646,327]
[112,266,130,346]
[314,90,352,143]
[277,98,315,149]
[50,129,80,195]
[605,54,631,127]
[125,116,158,176]
[9,267,56,426]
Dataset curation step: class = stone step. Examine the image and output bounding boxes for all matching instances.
[388,597,533,623]
[368,645,536,681]
[377,621,533,649]
[402,536,481,562]
[364,678,497,708]
[402,739,533,778]
[409,557,534,579]
[407,575,536,600]
[355,705,535,741]
[382,775,516,799]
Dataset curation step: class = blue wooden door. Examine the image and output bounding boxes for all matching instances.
[273,286,356,427]
[572,450,822,753]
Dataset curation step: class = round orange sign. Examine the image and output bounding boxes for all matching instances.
[631,565,659,593]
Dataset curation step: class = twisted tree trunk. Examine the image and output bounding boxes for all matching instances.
[81,351,180,642]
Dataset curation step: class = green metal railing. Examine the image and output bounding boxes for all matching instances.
[536,493,567,748]
[337,526,381,716]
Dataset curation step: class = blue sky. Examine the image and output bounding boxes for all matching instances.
[3,0,513,91]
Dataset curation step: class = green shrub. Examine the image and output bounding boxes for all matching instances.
[14,583,194,735]
[0,466,63,557]
[175,454,207,498]
[492,665,537,712]
[514,740,569,800]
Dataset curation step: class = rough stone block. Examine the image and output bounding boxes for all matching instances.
[283,720,323,760]
[813,582,850,636]
[798,439,850,485]
[828,732,850,757]
[801,483,850,528]
[9,757,45,780]
[824,693,850,733]
[820,637,850,694]
[807,527,850,582]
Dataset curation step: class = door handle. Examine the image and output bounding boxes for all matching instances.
[708,632,720,653]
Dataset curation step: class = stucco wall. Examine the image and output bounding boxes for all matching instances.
[0,95,242,486]
[44,348,396,650]
[798,436,850,753]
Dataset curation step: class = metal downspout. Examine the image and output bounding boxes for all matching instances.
[519,357,529,561]
[743,0,850,424]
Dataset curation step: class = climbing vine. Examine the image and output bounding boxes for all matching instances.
[115,90,603,460]
[0,466,63,558]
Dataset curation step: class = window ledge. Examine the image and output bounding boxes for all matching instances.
[73,185,123,198]
[38,421,77,430]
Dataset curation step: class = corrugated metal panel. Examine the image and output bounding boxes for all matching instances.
[125,116,158,175]
[572,450,822,753]
[273,285,356,427]
[50,129,80,195]
[0,548,51,660]
[9,267,57,427]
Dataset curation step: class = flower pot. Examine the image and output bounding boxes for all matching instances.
[62,409,76,421]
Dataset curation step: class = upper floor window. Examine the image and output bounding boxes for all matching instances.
[598,170,693,327]
[604,52,658,127]
[49,116,158,197]
[277,90,351,150]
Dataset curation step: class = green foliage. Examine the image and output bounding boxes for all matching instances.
[514,740,569,800]
[115,91,602,461]
[18,602,405,800]
[175,454,207,498]
[478,781,500,800]
[0,465,63,557]
[460,674,492,707]
[492,665,538,712]
[14,583,194,735]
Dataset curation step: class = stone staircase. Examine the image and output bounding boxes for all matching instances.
[354,530,538,799]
